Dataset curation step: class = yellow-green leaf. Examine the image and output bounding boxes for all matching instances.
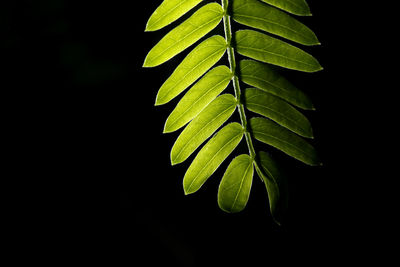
[164,65,232,133]
[240,60,314,110]
[143,3,224,67]
[260,0,311,16]
[233,0,319,45]
[244,88,313,138]
[155,35,227,106]
[183,123,244,195]
[171,94,237,165]
[218,154,254,213]
[235,30,322,72]
[250,117,320,166]
[145,0,203,32]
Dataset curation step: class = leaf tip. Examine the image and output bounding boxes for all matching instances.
[170,153,183,166]
[144,22,155,32]
[142,57,152,68]
[217,198,235,213]
[305,128,314,139]
[143,52,160,68]
[310,65,324,73]
[163,126,172,134]
[163,115,178,133]
[154,96,166,106]
[218,205,232,213]
[170,156,178,166]
[183,185,194,195]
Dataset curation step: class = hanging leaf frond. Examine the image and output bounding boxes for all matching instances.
[144,0,323,224]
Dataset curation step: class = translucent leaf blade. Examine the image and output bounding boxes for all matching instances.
[183,123,244,195]
[155,35,227,105]
[244,88,313,138]
[145,0,203,32]
[232,0,319,46]
[250,117,321,166]
[143,3,224,67]
[258,151,288,225]
[239,60,313,110]
[235,30,322,72]
[260,0,311,16]
[164,65,232,133]
[218,154,254,213]
[172,94,237,165]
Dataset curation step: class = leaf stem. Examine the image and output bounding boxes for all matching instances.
[221,0,268,182]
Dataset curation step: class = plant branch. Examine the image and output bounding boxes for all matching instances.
[221,0,267,181]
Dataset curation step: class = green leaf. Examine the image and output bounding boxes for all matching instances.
[183,123,244,195]
[171,94,237,165]
[250,117,321,166]
[244,88,313,138]
[260,0,311,16]
[239,60,314,110]
[164,65,232,133]
[143,3,224,67]
[155,35,227,106]
[218,154,254,213]
[232,0,319,46]
[235,30,322,72]
[258,151,288,225]
[145,0,203,32]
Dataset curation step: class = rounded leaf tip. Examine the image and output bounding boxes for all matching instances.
[183,185,194,195]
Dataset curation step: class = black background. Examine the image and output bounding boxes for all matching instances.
[3,0,393,265]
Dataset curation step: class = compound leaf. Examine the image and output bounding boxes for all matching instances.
[239,60,313,110]
[164,65,232,133]
[235,29,322,72]
[144,0,322,221]
[218,154,254,213]
[183,123,244,195]
[155,35,227,106]
[250,117,320,166]
[260,0,311,16]
[143,3,224,67]
[244,88,313,138]
[145,0,203,32]
[232,0,319,45]
[171,94,237,165]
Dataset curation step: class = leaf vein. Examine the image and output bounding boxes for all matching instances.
[230,161,252,211]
